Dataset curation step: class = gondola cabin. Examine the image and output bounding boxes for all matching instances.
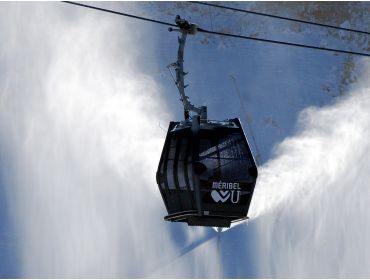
[157,15,258,227]
[156,117,258,227]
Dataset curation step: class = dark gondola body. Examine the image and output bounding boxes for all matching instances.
[156,118,258,227]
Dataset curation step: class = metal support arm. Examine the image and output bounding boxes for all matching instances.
[168,15,207,121]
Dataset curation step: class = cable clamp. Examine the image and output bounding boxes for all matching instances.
[168,15,198,35]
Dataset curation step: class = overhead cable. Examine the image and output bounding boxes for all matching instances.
[197,27,370,57]
[191,1,370,36]
[63,1,177,27]
[62,1,370,57]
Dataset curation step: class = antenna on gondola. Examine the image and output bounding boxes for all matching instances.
[167,15,207,121]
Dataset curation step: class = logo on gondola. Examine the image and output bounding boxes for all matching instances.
[211,181,241,204]
[211,190,231,203]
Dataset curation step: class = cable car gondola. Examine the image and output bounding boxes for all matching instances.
[156,16,258,228]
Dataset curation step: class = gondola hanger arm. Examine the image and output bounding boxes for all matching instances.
[168,15,207,121]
